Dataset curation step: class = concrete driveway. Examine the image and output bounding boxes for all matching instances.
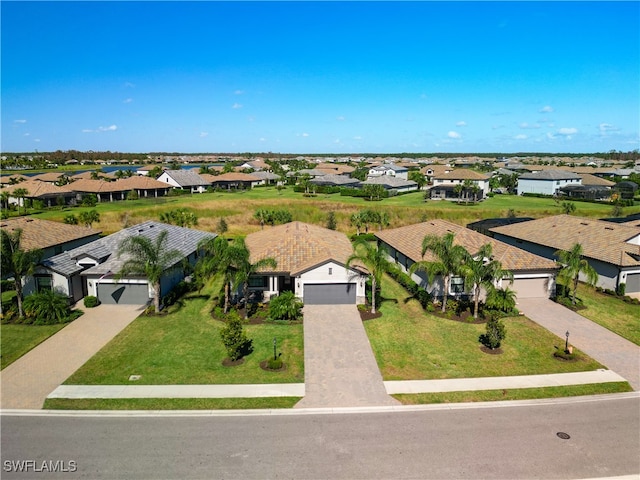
[295,304,399,408]
[1,303,144,409]
[517,297,640,391]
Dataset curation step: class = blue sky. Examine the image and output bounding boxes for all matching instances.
[2,1,638,154]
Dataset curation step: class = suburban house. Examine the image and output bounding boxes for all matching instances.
[315,163,355,176]
[203,172,261,190]
[359,176,418,193]
[2,180,76,207]
[516,170,582,196]
[375,220,557,301]
[68,177,171,202]
[310,174,361,188]
[249,171,282,186]
[239,159,270,171]
[429,169,490,201]
[136,165,166,176]
[31,221,215,305]
[157,169,210,193]
[420,164,453,184]
[367,163,409,180]
[29,172,70,184]
[490,214,640,295]
[0,217,101,262]
[244,221,368,305]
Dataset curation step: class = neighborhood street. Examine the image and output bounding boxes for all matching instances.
[2,393,639,479]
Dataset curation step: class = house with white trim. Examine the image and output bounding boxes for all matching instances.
[516,170,581,196]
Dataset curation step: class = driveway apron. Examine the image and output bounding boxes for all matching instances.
[295,304,399,408]
[1,303,144,409]
[516,297,640,391]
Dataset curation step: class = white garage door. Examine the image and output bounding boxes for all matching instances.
[511,277,550,299]
[303,283,356,305]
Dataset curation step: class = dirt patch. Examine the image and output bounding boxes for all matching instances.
[480,346,503,355]
[359,308,383,321]
[222,357,245,367]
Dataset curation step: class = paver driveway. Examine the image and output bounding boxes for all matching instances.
[1,303,144,409]
[295,304,399,408]
[517,297,640,391]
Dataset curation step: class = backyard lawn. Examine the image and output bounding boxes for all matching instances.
[1,323,68,369]
[64,287,305,385]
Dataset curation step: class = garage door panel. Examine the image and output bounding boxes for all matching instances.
[512,278,549,299]
[626,273,640,293]
[304,283,356,304]
[98,282,149,305]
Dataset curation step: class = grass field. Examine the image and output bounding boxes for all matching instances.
[43,397,301,410]
[28,186,638,236]
[1,323,68,369]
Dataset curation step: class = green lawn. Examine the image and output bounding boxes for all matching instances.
[43,397,301,410]
[365,274,605,381]
[64,289,304,385]
[1,323,68,369]
[573,283,640,346]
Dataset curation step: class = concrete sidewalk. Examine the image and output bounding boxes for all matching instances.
[516,298,640,391]
[45,370,625,400]
[1,303,144,409]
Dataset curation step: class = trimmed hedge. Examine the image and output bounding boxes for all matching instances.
[386,265,432,308]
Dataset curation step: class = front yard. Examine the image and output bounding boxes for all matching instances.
[1,323,68,369]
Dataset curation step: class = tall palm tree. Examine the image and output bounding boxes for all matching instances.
[409,232,470,313]
[346,239,391,314]
[116,230,183,314]
[232,238,277,319]
[1,228,43,318]
[13,188,29,215]
[196,236,243,313]
[462,243,513,319]
[555,243,598,306]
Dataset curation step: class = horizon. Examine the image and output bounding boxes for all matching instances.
[2,2,639,154]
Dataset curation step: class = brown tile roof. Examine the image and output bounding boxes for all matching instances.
[421,164,452,176]
[315,163,355,174]
[0,174,30,184]
[578,173,615,187]
[375,220,557,272]
[30,172,68,182]
[2,181,73,197]
[490,215,640,267]
[69,177,170,193]
[0,217,101,251]
[245,221,364,275]
[433,169,489,180]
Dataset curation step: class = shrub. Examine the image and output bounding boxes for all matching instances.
[219,312,253,361]
[267,357,283,370]
[268,291,303,322]
[126,190,139,200]
[479,314,506,349]
[616,283,626,296]
[63,214,79,225]
[554,349,577,360]
[23,290,71,325]
[83,296,100,308]
[81,194,98,207]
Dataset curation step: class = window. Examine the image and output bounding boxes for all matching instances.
[450,276,465,294]
[328,267,333,275]
[248,276,267,288]
[35,275,53,293]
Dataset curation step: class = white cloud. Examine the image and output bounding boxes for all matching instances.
[123,98,133,104]
[124,82,135,88]
[539,105,554,113]
[34,139,40,142]
[232,103,243,109]
[199,132,209,138]
[514,134,528,140]
[558,127,577,135]
[234,90,244,95]
[23,133,30,137]
[448,131,461,139]
[14,119,27,124]
[259,137,266,142]
[82,129,93,133]
[599,123,617,133]
[302,133,309,137]
[519,122,541,129]
[547,132,556,140]
[456,121,467,127]
[98,125,117,132]
[353,136,362,140]
[336,115,345,121]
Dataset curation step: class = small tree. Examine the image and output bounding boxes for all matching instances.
[479,313,506,350]
[81,194,98,207]
[555,243,598,306]
[13,188,29,214]
[23,290,70,325]
[346,240,391,314]
[126,189,139,201]
[216,217,228,235]
[326,211,337,230]
[561,201,576,215]
[64,214,79,225]
[268,291,303,321]
[219,312,253,361]
[485,287,517,314]
[79,210,100,228]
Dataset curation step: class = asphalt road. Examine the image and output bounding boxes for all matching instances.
[2,394,639,480]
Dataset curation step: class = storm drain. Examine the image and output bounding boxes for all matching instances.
[556,432,571,440]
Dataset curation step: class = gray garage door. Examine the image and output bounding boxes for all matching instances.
[304,283,356,305]
[97,282,149,305]
[626,273,640,294]
[511,277,549,299]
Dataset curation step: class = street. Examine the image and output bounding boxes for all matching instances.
[2,394,639,479]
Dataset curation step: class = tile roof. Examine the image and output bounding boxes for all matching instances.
[490,214,640,267]
[433,169,490,180]
[249,171,281,181]
[519,170,581,180]
[159,169,210,187]
[245,221,365,276]
[30,172,69,182]
[0,174,30,184]
[207,172,261,182]
[310,174,360,186]
[42,221,215,277]
[0,217,101,252]
[360,176,417,188]
[69,177,170,193]
[375,220,557,272]
[2,181,73,198]
[578,173,615,187]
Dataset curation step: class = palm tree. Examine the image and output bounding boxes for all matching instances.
[485,287,517,314]
[408,171,427,190]
[232,238,277,319]
[453,183,463,203]
[350,212,364,236]
[462,243,513,319]
[1,228,43,318]
[409,232,470,313]
[555,243,598,306]
[346,239,391,314]
[197,236,241,313]
[13,187,29,215]
[79,210,100,228]
[116,230,183,314]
